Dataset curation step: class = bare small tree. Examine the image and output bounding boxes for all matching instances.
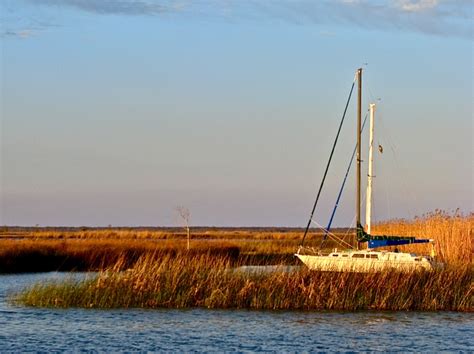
[176,206,191,250]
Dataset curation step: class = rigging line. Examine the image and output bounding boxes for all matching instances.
[310,219,354,249]
[337,192,365,248]
[307,217,352,249]
[344,212,357,239]
[322,111,369,249]
[378,112,420,218]
[326,232,354,250]
[300,73,357,248]
[372,168,378,226]
[375,112,395,220]
[365,72,378,106]
[343,190,366,248]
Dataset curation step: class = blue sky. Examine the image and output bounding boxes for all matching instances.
[1,0,472,226]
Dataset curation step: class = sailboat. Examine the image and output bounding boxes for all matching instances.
[295,68,441,272]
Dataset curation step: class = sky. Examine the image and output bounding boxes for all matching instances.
[1,0,472,227]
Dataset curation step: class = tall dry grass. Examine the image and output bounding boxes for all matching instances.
[0,227,312,241]
[0,239,241,273]
[1,210,471,273]
[14,253,473,311]
[11,211,473,310]
[372,210,473,265]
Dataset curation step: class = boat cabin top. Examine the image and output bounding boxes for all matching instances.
[328,249,433,262]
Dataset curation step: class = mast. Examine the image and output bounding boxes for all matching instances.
[365,103,375,234]
[356,68,362,250]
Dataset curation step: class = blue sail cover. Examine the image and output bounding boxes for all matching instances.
[357,223,431,249]
[368,238,431,249]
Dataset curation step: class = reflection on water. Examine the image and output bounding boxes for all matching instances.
[0,273,472,351]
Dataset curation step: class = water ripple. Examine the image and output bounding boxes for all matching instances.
[0,273,472,351]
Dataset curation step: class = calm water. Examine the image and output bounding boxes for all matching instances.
[0,272,472,351]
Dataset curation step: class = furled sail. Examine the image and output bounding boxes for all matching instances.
[367,238,431,248]
[356,224,431,249]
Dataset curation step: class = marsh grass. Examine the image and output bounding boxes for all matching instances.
[373,210,472,265]
[9,210,473,310]
[0,239,242,273]
[1,210,471,272]
[14,253,473,311]
[0,227,313,241]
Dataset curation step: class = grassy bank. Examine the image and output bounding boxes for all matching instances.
[0,226,321,241]
[1,211,471,273]
[14,254,473,311]
[0,238,305,273]
[0,239,241,273]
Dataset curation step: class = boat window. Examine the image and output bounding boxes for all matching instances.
[332,254,339,257]
[368,254,379,259]
[342,254,349,257]
[352,254,365,258]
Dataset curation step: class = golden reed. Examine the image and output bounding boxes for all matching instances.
[7,210,474,310]
[14,253,472,311]
[1,210,472,272]
[372,210,472,265]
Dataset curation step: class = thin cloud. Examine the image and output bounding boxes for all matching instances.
[24,0,176,15]
[10,0,474,39]
[2,29,35,38]
[274,0,472,39]
[233,0,472,39]
[395,0,439,12]
[319,30,336,37]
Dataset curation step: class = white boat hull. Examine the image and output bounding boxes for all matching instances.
[296,250,437,273]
